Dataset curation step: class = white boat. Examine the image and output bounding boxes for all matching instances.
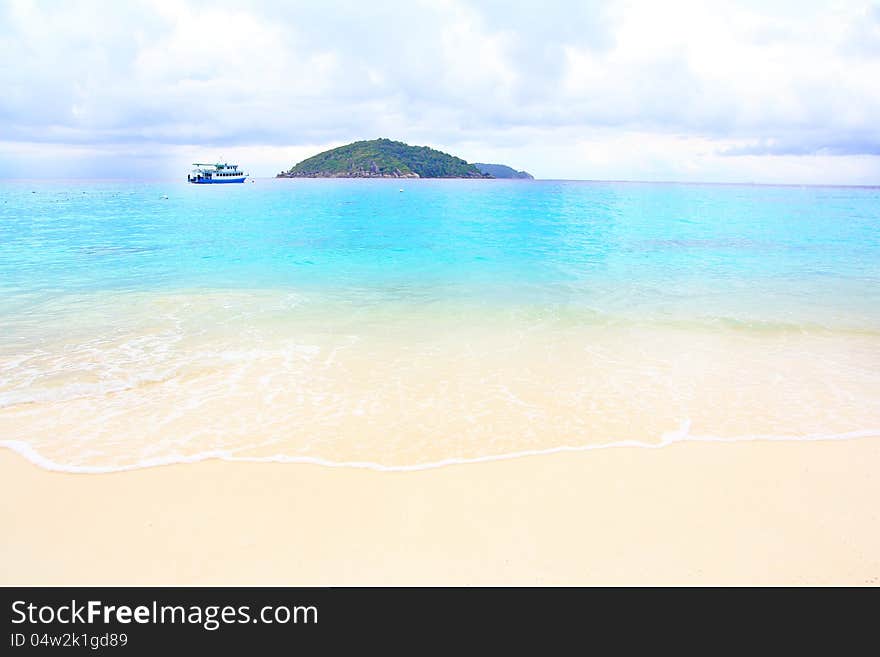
[188,162,248,184]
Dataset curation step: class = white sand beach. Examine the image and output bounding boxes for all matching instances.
[2,437,878,585]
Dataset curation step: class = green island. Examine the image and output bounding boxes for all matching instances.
[472,163,534,179]
[277,138,532,179]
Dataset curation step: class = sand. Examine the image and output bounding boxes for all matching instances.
[2,438,879,586]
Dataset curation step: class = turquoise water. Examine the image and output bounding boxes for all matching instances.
[1,178,879,471]
[2,179,879,327]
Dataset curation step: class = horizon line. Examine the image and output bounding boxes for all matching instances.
[2,176,879,189]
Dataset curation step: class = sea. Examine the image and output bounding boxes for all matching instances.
[1,178,878,472]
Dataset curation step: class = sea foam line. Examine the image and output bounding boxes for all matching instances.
[1,422,879,475]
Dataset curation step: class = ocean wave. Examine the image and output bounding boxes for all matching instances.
[2,422,878,474]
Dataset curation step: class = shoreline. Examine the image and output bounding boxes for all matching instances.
[3,438,879,585]
[3,426,880,474]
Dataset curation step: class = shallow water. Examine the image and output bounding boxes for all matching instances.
[1,179,879,470]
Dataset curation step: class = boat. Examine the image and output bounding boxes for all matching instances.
[188,162,248,184]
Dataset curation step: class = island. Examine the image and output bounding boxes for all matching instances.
[473,163,534,179]
[276,138,532,179]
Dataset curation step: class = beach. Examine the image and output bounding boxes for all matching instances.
[2,179,879,585]
[3,437,878,586]
[5,0,880,604]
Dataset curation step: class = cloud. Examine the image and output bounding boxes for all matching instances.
[719,136,880,157]
[1,0,880,182]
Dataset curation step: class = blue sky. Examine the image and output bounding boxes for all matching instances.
[2,0,879,183]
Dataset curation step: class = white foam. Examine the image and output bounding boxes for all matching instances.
[0,440,238,474]
[2,421,879,475]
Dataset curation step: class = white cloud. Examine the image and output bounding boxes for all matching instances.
[1,0,879,182]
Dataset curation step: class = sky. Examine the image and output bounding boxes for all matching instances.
[1,0,879,183]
